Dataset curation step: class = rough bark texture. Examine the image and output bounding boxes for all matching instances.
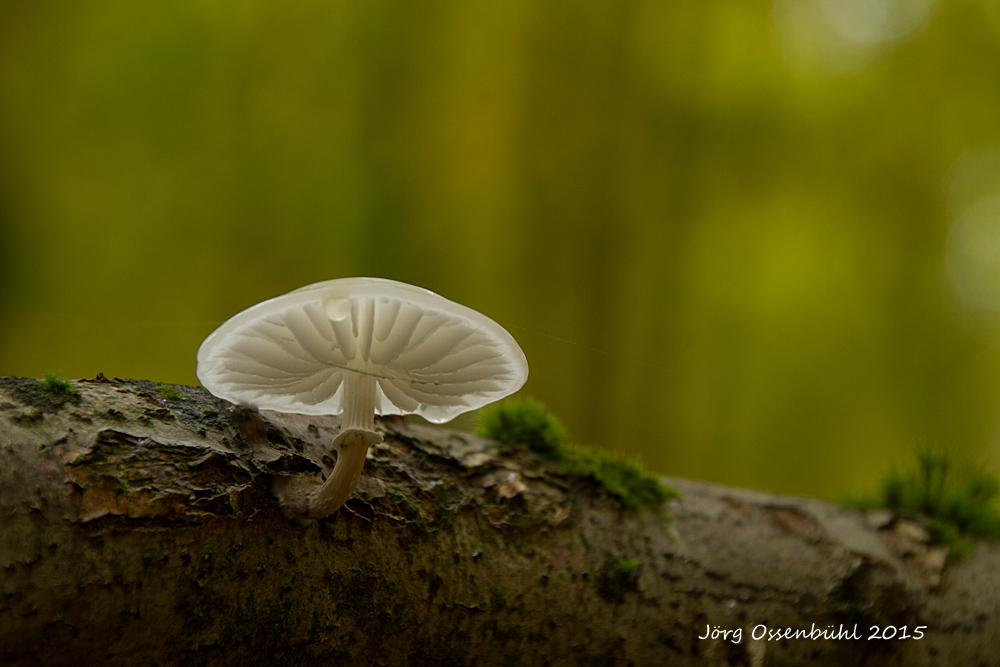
[1,375,998,666]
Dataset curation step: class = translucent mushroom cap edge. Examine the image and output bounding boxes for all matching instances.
[196,276,528,519]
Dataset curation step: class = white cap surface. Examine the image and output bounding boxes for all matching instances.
[196,277,528,423]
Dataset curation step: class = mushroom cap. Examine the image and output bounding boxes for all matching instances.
[196,277,528,423]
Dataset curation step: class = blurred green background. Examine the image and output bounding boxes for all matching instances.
[3,0,1000,500]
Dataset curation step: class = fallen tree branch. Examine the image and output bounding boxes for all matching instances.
[0,375,997,666]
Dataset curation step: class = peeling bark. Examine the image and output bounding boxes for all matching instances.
[0,375,998,666]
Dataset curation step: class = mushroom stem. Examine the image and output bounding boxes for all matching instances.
[272,370,386,520]
[307,429,383,518]
[340,370,377,432]
[302,370,383,518]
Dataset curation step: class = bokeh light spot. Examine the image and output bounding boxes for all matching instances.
[774,0,935,69]
[819,0,933,45]
[947,196,1000,314]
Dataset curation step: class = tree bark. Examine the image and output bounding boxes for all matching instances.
[0,375,997,666]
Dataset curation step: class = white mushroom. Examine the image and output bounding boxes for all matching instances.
[196,277,528,520]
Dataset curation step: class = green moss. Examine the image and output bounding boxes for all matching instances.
[610,556,641,575]
[23,372,81,412]
[562,443,678,513]
[596,556,642,602]
[155,385,186,401]
[477,398,678,514]
[846,447,1000,549]
[387,489,421,519]
[39,372,79,398]
[477,397,566,459]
